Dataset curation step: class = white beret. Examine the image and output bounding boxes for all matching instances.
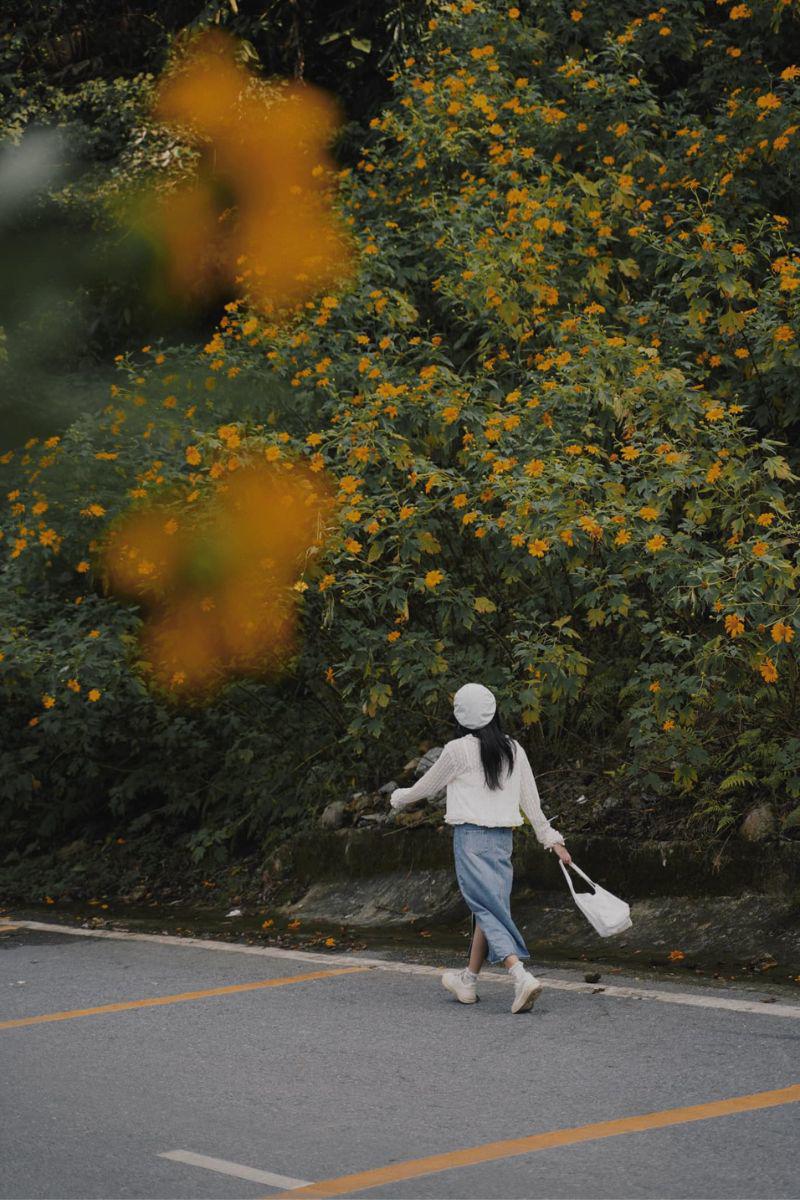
[453,682,497,730]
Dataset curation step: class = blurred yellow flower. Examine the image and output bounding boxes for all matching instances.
[724,614,745,638]
[646,534,667,552]
[771,621,794,644]
[128,29,354,316]
[102,460,333,695]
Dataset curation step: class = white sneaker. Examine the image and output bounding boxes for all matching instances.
[442,969,478,1004]
[511,971,543,1013]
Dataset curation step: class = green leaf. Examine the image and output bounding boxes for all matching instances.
[417,530,441,554]
[718,769,755,793]
[573,173,600,196]
[617,258,640,279]
[717,308,746,336]
[765,455,797,481]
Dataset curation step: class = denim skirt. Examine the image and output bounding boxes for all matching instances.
[452,822,531,966]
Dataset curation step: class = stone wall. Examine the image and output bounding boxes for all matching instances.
[280,827,800,899]
[271,828,800,979]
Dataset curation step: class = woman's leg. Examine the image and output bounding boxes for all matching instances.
[469,923,518,971]
[467,920,489,974]
[497,830,527,970]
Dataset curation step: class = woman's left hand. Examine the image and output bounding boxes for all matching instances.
[552,843,572,865]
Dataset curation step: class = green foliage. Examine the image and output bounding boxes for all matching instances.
[0,1,436,436]
[0,0,435,145]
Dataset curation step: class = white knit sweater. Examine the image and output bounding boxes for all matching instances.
[389,736,565,849]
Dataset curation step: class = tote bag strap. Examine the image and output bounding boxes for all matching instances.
[559,860,598,893]
[559,860,578,898]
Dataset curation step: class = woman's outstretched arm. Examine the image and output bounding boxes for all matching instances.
[389,742,461,810]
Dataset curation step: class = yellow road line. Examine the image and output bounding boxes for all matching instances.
[270,1082,800,1198]
[0,966,369,1030]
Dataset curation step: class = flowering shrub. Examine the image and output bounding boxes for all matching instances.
[2,0,800,855]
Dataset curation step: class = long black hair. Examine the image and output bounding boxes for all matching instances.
[455,710,516,790]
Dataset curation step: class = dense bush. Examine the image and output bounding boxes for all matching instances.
[2,0,799,862]
[0,0,434,131]
[0,1,434,377]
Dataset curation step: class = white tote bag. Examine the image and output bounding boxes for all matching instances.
[559,860,632,937]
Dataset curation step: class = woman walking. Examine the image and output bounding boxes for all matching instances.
[390,682,571,1013]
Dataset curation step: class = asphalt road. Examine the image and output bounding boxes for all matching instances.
[2,921,799,1200]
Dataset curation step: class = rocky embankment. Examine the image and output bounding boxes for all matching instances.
[3,745,800,985]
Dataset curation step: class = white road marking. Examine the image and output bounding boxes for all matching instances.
[159,1148,309,1189]
[10,918,800,1020]
[543,978,800,1018]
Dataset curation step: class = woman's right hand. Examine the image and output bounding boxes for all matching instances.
[551,842,572,866]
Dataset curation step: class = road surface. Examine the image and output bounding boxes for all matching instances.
[2,920,799,1199]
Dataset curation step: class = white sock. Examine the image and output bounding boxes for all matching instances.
[509,961,527,984]
[462,967,479,984]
